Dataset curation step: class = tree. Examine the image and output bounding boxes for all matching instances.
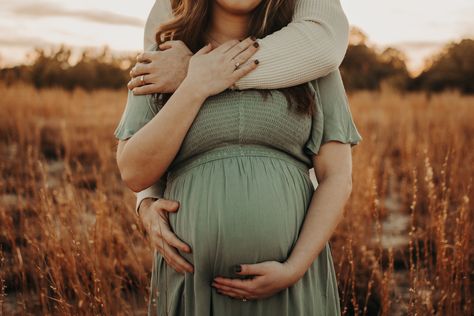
[340,28,411,91]
[412,39,474,93]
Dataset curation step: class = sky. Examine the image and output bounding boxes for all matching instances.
[0,0,473,73]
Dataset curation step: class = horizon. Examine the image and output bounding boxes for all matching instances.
[0,0,473,74]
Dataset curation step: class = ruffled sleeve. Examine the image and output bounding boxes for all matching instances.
[114,91,161,141]
[114,43,162,141]
[304,70,362,156]
[113,63,166,213]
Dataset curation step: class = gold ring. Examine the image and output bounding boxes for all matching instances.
[234,61,240,70]
[140,75,145,85]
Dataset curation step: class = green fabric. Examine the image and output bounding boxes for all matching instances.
[114,74,362,316]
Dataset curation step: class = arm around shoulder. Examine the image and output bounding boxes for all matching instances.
[235,0,350,90]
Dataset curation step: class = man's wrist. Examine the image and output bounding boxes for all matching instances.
[137,197,158,217]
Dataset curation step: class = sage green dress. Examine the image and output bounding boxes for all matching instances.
[114,70,362,316]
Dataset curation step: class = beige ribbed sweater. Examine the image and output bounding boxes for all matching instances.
[136,0,350,211]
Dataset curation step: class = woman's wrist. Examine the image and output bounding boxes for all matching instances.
[180,77,210,102]
[284,257,311,285]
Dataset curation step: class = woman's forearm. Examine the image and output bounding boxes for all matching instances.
[286,171,352,283]
[117,80,206,192]
[286,174,352,280]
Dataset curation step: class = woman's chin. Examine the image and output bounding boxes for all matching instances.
[215,0,263,14]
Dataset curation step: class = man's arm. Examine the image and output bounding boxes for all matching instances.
[144,0,349,89]
[144,0,173,51]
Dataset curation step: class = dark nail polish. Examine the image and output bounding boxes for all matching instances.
[254,59,259,65]
[250,36,257,41]
[233,264,242,273]
[253,42,259,48]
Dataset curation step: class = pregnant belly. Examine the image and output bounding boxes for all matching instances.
[163,155,314,279]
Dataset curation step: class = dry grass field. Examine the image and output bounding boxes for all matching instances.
[0,84,472,315]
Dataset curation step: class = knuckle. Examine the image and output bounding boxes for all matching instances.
[163,232,173,243]
[246,284,256,293]
[155,229,164,238]
[238,42,249,50]
[168,254,179,264]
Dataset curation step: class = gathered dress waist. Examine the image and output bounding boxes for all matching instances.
[166,144,310,183]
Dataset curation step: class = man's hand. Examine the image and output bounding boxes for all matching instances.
[128,40,193,95]
[139,197,194,274]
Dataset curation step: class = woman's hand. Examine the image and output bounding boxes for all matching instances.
[128,40,193,95]
[139,198,194,274]
[211,261,302,300]
[183,36,260,99]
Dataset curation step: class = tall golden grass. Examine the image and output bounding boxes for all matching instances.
[0,84,472,315]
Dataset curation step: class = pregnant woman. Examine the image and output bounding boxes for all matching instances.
[115,0,362,315]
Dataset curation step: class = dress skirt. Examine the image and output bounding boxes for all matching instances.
[147,144,341,316]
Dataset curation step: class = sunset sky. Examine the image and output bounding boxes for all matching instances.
[0,0,473,73]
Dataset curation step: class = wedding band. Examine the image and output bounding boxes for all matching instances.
[140,75,145,85]
[234,61,240,70]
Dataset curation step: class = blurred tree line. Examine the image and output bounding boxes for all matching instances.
[0,29,473,93]
[0,45,135,90]
[341,28,473,93]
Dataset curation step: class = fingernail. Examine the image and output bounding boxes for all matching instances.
[253,42,259,48]
[233,264,242,273]
[254,59,259,65]
[250,35,257,41]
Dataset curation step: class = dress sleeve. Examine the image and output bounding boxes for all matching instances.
[304,70,363,156]
[234,0,349,90]
[114,84,166,214]
[114,91,161,141]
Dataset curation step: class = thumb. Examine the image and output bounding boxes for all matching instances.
[236,262,268,276]
[156,198,180,212]
[195,43,212,56]
[158,40,176,50]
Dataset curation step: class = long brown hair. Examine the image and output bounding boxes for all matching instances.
[155,0,315,116]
